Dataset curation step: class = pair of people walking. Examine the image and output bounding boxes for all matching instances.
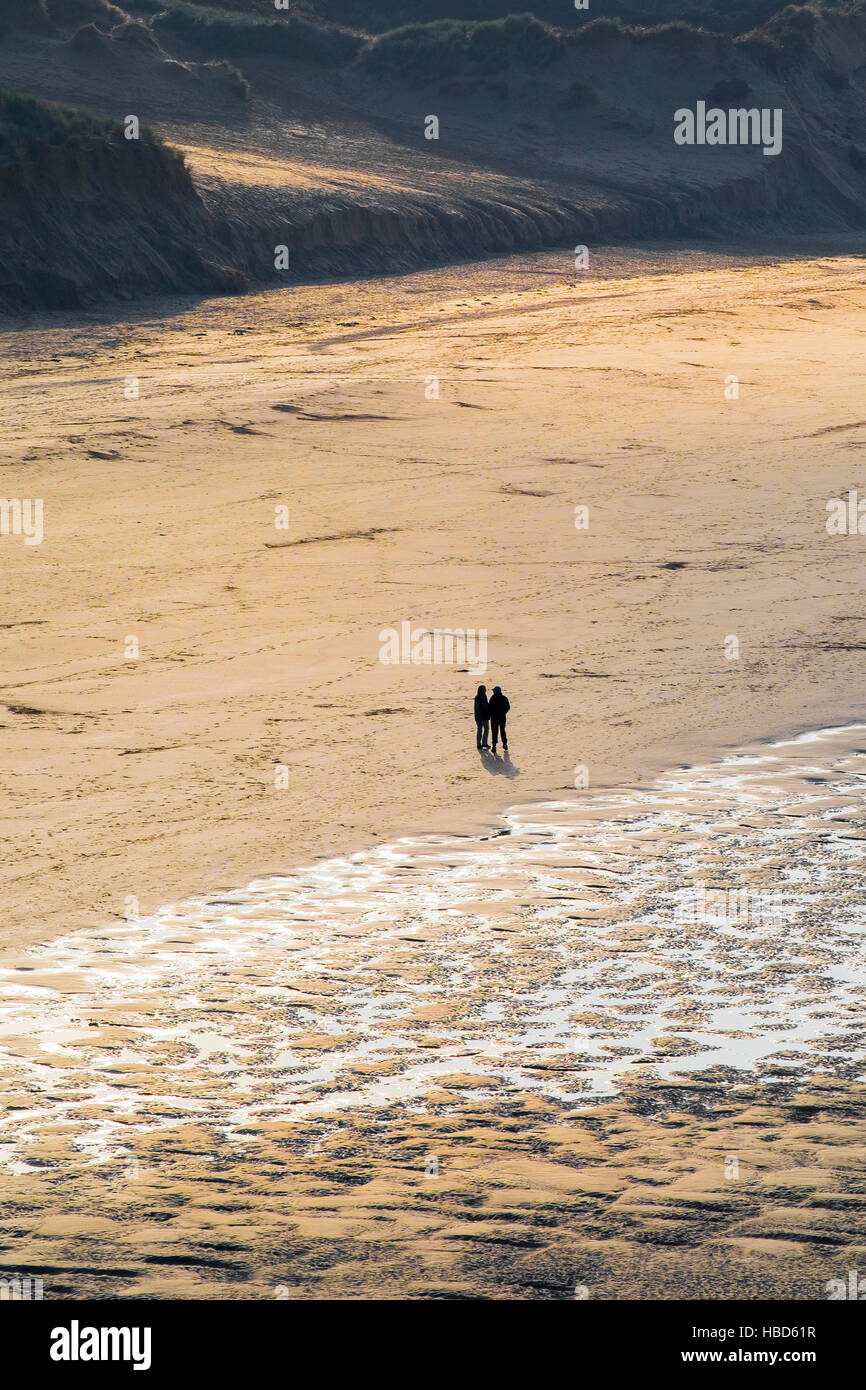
[474,684,510,752]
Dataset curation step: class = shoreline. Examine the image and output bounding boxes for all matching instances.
[5,714,866,1145]
[9,680,866,957]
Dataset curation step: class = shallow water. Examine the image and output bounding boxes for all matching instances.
[3,723,866,1172]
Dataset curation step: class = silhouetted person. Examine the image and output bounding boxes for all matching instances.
[489,686,510,752]
[474,684,489,749]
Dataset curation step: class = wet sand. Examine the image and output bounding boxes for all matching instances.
[2,726,866,1298]
[3,1073,865,1300]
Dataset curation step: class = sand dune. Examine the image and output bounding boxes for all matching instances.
[5,6,866,308]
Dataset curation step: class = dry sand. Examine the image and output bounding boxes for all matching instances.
[3,246,866,947]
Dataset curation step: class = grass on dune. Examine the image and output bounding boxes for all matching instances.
[0,88,156,168]
[356,12,564,78]
[153,1,361,64]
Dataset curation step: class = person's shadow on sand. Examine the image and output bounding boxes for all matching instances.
[479,748,520,779]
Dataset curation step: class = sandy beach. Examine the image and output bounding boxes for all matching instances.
[4,246,866,1301]
[3,246,866,947]
[7,0,866,1318]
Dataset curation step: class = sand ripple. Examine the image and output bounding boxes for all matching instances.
[2,724,866,1170]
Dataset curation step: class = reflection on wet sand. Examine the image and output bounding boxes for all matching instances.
[2,724,866,1176]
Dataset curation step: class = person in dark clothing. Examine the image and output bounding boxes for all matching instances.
[474,684,489,749]
[489,686,510,752]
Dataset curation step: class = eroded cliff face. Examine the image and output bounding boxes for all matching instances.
[0,113,245,312]
[2,5,866,312]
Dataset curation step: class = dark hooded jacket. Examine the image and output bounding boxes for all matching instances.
[474,688,489,722]
[488,688,510,720]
